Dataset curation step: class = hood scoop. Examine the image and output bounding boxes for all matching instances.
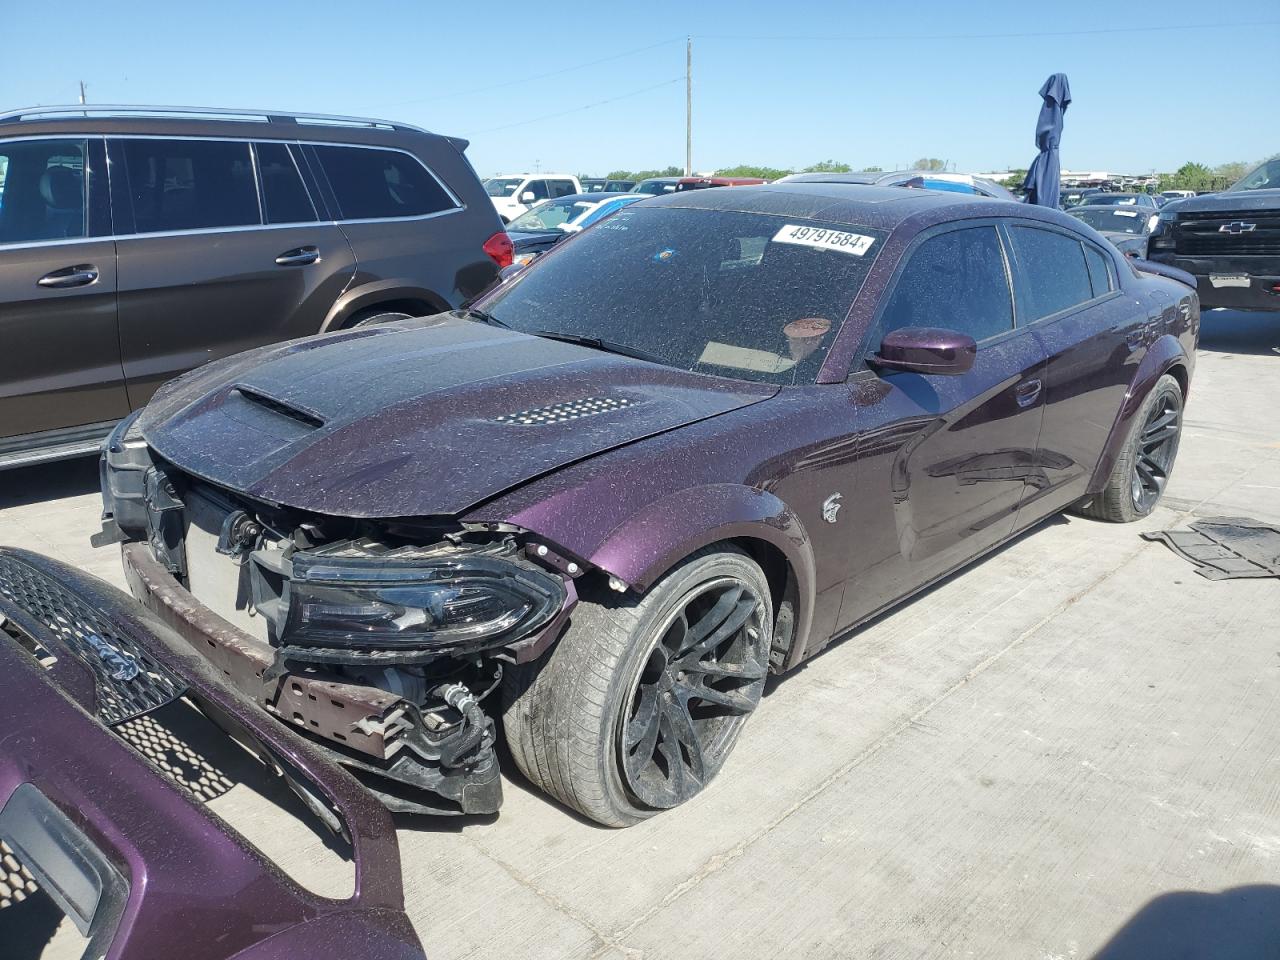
[494,396,634,426]
[233,386,327,430]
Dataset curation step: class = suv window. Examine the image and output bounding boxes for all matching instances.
[876,226,1014,345]
[121,138,259,233]
[312,145,456,220]
[0,139,87,244]
[548,179,577,198]
[1083,244,1114,298]
[1008,225,1094,322]
[255,142,317,224]
[524,179,550,202]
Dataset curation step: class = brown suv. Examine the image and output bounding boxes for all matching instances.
[0,104,510,469]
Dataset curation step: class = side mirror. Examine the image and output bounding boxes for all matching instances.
[871,327,976,376]
[521,191,536,203]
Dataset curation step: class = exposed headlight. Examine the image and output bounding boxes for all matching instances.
[281,548,566,660]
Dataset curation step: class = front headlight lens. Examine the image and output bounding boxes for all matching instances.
[281,550,566,657]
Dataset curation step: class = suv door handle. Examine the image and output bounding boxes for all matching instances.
[37,264,99,288]
[274,246,320,266]
[1014,378,1043,408]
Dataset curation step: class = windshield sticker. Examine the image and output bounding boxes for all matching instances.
[772,225,875,256]
[1113,210,1139,218]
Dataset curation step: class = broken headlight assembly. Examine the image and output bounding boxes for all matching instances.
[275,541,566,665]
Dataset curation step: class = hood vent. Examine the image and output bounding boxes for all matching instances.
[494,396,633,426]
[233,387,326,429]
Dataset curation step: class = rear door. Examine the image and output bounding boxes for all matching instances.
[839,222,1047,629]
[112,137,354,406]
[1003,222,1139,516]
[0,136,127,441]
[301,142,468,311]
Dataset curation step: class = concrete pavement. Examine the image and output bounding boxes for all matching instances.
[6,309,1280,960]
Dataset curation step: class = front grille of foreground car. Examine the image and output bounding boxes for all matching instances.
[0,555,186,725]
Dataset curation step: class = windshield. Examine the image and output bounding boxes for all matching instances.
[1067,206,1153,235]
[1229,158,1280,192]
[485,177,523,198]
[1080,194,1151,208]
[633,179,677,195]
[481,207,884,385]
[508,197,596,232]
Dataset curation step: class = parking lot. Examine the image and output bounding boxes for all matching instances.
[3,308,1276,959]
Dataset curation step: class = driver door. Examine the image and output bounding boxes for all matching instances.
[837,223,1047,630]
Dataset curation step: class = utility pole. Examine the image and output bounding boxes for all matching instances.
[78,81,87,105]
[685,36,692,176]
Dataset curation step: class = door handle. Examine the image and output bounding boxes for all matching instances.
[37,264,98,288]
[274,245,320,266]
[1014,378,1043,408]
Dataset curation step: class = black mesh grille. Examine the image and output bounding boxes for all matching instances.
[0,556,186,725]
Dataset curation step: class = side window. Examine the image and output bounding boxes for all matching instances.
[0,138,87,244]
[1083,243,1114,298]
[312,145,457,220]
[255,142,317,224]
[120,138,259,233]
[874,226,1014,348]
[1007,225,1094,322]
[549,179,576,198]
[524,179,550,202]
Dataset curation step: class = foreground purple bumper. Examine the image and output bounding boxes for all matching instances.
[0,548,425,960]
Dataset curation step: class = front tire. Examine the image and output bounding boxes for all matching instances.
[1077,373,1183,522]
[502,547,772,827]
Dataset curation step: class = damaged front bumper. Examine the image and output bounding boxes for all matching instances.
[0,548,425,960]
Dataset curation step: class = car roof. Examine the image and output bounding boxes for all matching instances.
[641,182,1035,231]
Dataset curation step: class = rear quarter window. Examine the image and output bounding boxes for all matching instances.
[1083,244,1115,298]
[312,145,458,220]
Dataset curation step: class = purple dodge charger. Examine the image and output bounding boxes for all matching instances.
[10,185,1197,856]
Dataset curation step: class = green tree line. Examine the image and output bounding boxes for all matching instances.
[586,160,890,181]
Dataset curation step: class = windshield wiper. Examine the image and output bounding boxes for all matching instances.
[533,331,665,365]
[454,307,510,329]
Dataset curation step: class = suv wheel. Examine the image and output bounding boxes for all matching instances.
[1076,373,1183,522]
[502,546,772,827]
[345,308,414,329]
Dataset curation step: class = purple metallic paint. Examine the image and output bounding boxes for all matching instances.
[872,327,978,375]
[0,549,424,960]
[117,184,1198,730]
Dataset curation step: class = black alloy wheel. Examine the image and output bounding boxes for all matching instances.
[1130,390,1181,514]
[617,576,769,809]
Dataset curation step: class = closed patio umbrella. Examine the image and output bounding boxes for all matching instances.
[1022,73,1071,207]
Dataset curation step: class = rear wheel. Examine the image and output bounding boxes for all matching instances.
[502,547,772,827]
[343,307,414,329]
[1077,373,1183,522]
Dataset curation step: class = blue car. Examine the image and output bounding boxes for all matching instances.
[506,192,647,264]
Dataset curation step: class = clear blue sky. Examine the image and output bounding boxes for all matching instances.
[5,0,1277,177]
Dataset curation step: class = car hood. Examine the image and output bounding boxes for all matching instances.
[138,315,777,518]
[1166,188,1280,216]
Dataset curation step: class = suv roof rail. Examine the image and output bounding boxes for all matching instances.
[0,104,428,133]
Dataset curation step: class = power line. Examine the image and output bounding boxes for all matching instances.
[471,77,684,135]
[379,38,681,108]
[694,19,1280,42]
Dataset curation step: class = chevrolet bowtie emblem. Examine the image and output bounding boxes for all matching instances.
[1219,221,1257,234]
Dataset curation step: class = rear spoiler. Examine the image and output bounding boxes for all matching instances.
[1130,257,1197,290]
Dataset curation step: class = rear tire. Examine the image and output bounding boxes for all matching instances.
[1076,373,1183,522]
[502,546,772,827]
[343,308,414,329]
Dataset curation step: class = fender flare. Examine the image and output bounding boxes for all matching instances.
[1086,334,1191,495]
[587,483,817,668]
[320,280,450,332]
